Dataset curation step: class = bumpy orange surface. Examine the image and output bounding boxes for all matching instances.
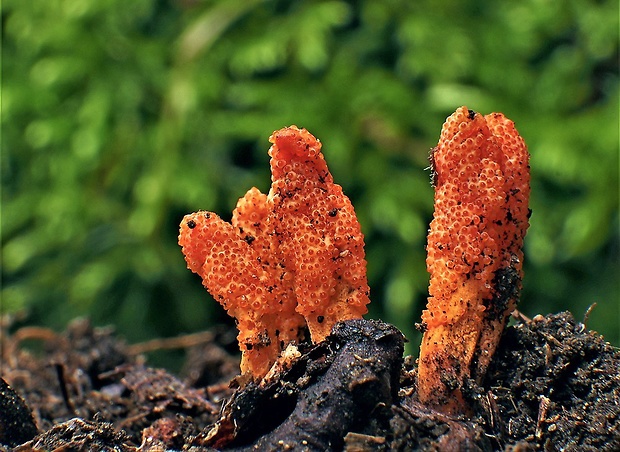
[179,126,369,379]
[268,127,370,341]
[418,106,530,414]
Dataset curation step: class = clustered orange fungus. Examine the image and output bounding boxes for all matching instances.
[418,106,531,414]
[179,126,370,379]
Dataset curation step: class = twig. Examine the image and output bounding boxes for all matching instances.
[126,330,215,355]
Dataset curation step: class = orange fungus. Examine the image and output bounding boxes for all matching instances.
[178,126,370,379]
[417,106,530,414]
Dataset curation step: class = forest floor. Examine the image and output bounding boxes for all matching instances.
[1,311,619,451]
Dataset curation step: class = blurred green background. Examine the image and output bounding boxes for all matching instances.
[2,0,619,359]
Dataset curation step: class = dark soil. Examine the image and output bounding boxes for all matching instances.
[1,312,618,451]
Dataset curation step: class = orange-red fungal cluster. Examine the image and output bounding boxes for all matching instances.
[418,106,530,414]
[179,126,370,378]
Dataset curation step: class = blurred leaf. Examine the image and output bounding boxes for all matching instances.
[2,0,618,350]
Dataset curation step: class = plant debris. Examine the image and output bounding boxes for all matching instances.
[1,313,619,451]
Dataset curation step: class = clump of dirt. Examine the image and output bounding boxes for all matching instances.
[1,312,619,451]
[0,318,236,450]
[480,312,620,450]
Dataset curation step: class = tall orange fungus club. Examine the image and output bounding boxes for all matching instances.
[417,106,530,414]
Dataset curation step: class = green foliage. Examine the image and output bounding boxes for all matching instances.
[3,0,618,350]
